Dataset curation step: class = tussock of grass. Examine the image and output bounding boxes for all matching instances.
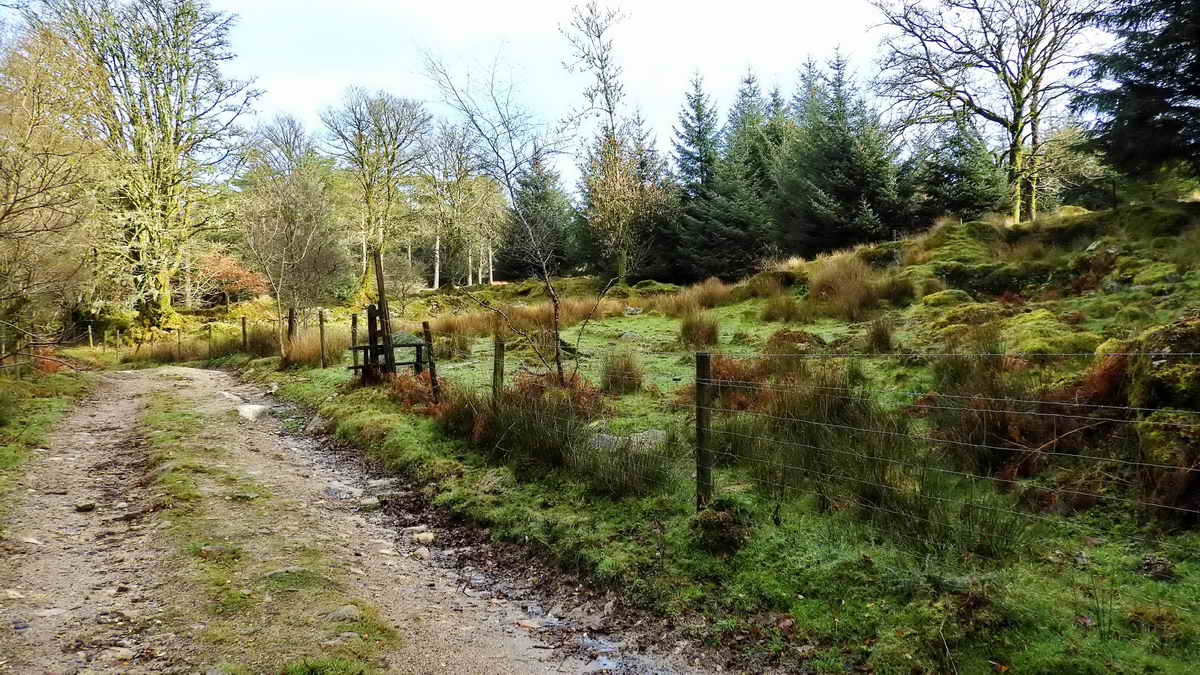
[601,350,643,394]
[680,311,720,346]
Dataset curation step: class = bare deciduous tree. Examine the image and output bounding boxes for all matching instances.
[426,53,574,383]
[873,0,1101,222]
[238,162,344,356]
[321,86,430,285]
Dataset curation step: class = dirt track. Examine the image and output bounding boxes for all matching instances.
[0,367,694,674]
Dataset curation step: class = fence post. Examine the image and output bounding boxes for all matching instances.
[207,324,213,359]
[176,329,182,361]
[87,323,94,349]
[241,317,248,352]
[318,310,327,369]
[695,352,713,511]
[422,321,440,404]
[350,313,358,368]
[492,336,505,403]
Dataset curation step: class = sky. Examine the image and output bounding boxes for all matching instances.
[210,0,885,186]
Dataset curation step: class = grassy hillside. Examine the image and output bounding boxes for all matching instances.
[96,202,1200,673]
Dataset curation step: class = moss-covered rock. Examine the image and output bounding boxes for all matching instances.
[855,240,904,268]
[1127,314,1200,409]
[932,260,1055,295]
[923,221,997,265]
[922,289,973,306]
[1001,310,1102,355]
[631,279,681,295]
[931,303,1008,330]
[1132,262,1181,286]
[1135,410,1200,514]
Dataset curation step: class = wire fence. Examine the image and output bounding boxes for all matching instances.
[400,334,1200,640]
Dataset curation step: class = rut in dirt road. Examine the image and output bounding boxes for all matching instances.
[0,367,698,674]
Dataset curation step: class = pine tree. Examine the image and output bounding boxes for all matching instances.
[913,120,1009,220]
[1078,0,1200,174]
[671,73,720,198]
[774,54,905,254]
[724,67,765,151]
[496,157,574,280]
[676,156,774,280]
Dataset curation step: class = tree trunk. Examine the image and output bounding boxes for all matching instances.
[1026,111,1041,222]
[432,234,441,290]
[467,247,473,286]
[1008,143,1024,224]
[478,242,485,284]
[488,244,494,284]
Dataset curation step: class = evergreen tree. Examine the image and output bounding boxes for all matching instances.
[774,54,904,254]
[671,73,720,198]
[496,157,574,280]
[913,120,1009,220]
[724,67,765,150]
[1077,0,1200,175]
[676,156,774,280]
[767,85,787,121]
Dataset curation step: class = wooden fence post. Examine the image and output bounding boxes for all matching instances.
[350,313,358,368]
[422,321,440,404]
[241,317,248,352]
[176,330,182,361]
[492,336,505,403]
[318,310,327,369]
[207,324,213,359]
[695,352,713,511]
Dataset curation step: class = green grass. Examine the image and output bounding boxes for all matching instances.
[0,371,92,534]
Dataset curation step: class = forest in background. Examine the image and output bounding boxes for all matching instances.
[0,0,1197,344]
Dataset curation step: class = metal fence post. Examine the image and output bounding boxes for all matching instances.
[318,310,327,369]
[492,336,505,404]
[695,352,713,511]
[422,321,440,404]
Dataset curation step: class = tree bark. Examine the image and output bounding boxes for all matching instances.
[432,234,441,290]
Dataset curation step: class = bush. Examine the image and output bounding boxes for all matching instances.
[875,274,916,306]
[760,295,805,322]
[743,273,784,299]
[680,311,720,346]
[601,350,643,394]
[806,254,880,321]
[387,371,438,407]
[865,318,894,353]
[566,431,678,496]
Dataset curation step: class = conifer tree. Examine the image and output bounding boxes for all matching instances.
[496,158,574,280]
[774,54,904,254]
[671,73,720,198]
[913,120,1009,220]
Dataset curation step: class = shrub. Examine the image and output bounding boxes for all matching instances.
[566,430,678,496]
[693,277,734,307]
[436,372,604,468]
[387,371,438,407]
[760,295,804,322]
[806,254,880,321]
[865,318,894,353]
[601,350,643,394]
[875,274,916,306]
[743,273,784,299]
[680,311,720,346]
